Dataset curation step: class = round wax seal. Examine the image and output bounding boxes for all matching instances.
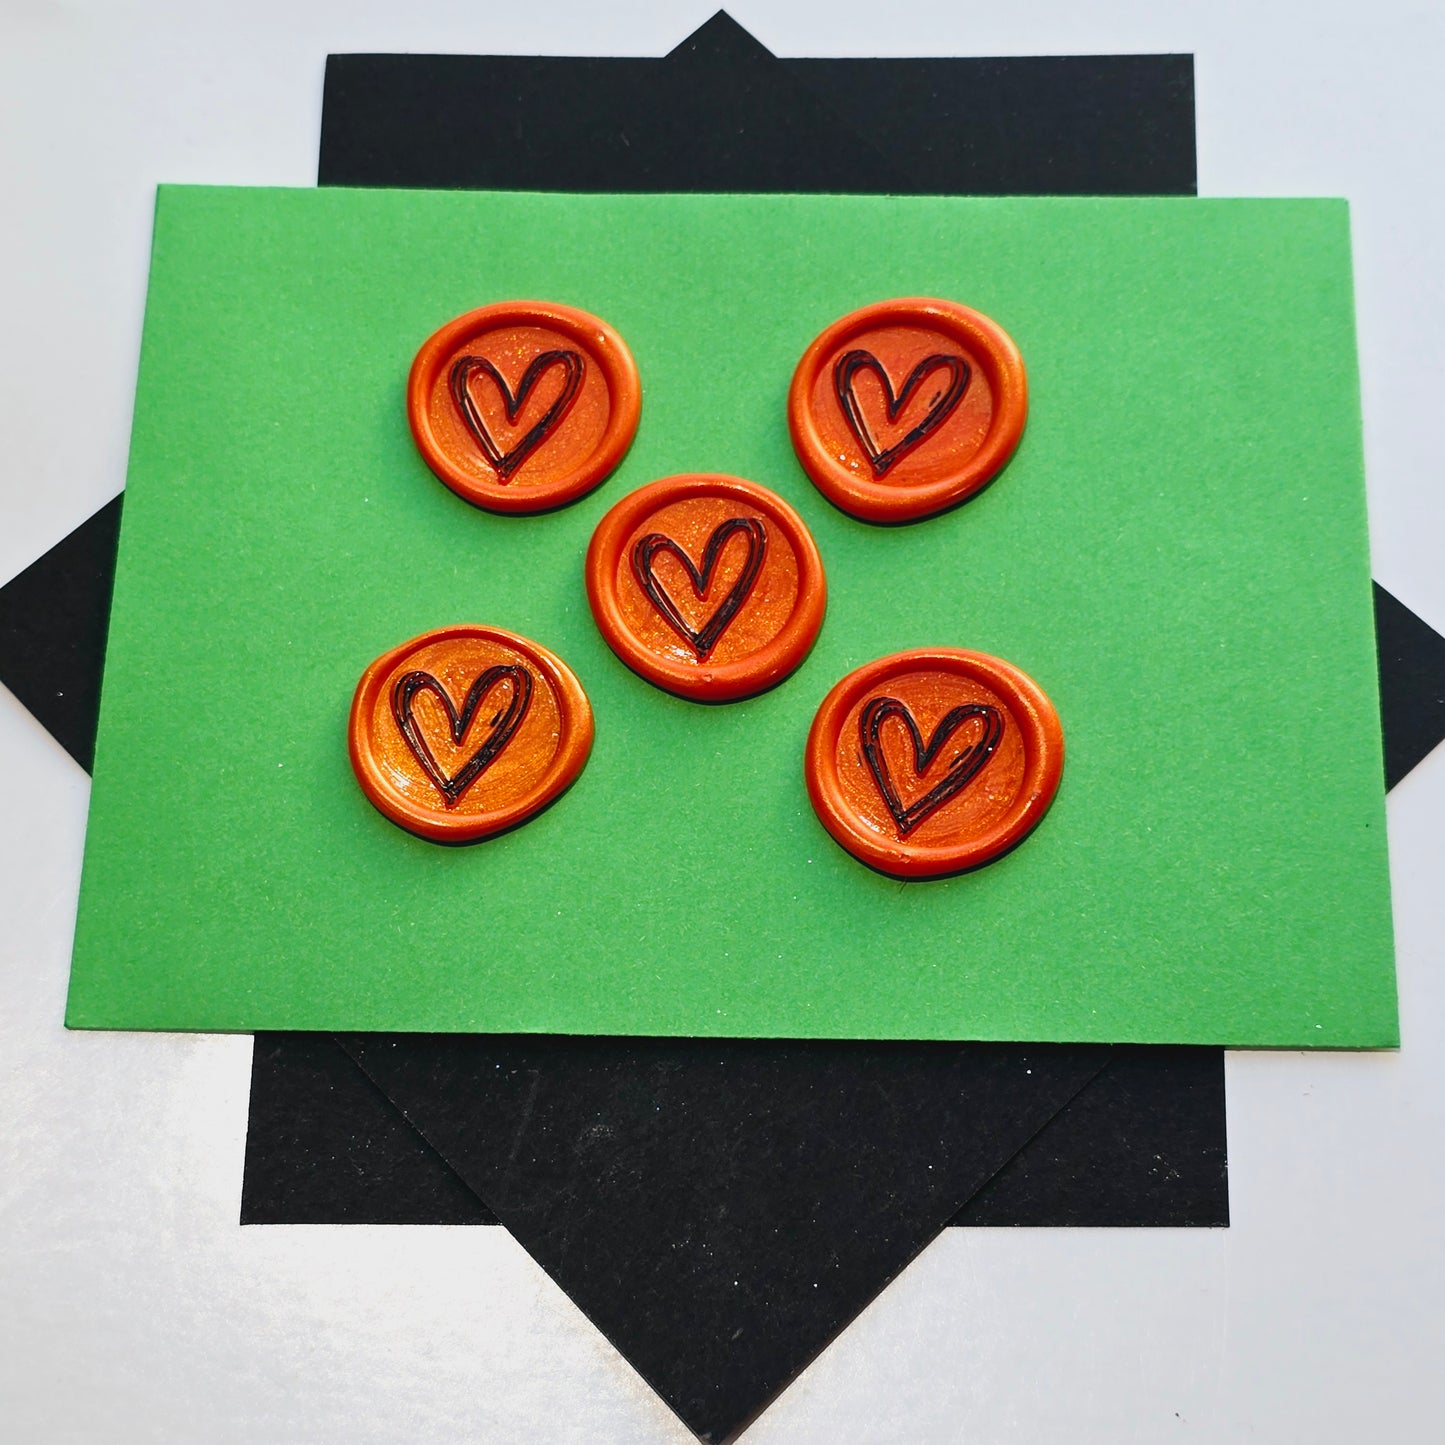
[585,474,827,702]
[805,648,1062,878]
[787,297,1027,523]
[408,301,641,513]
[349,625,593,843]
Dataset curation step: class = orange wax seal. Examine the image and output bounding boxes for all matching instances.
[805,648,1062,879]
[349,625,594,843]
[408,301,641,514]
[586,474,826,702]
[787,297,1027,524]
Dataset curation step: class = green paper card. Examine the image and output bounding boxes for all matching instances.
[66,187,1397,1045]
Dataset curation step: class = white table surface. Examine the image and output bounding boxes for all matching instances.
[2,3,1442,1440]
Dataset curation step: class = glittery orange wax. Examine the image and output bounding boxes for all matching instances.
[805,648,1063,879]
[349,625,593,843]
[788,297,1027,523]
[585,474,826,702]
[408,301,640,514]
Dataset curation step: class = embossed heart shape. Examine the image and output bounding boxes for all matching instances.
[391,664,533,806]
[860,696,1003,835]
[833,349,970,477]
[448,349,584,480]
[631,516,768,659]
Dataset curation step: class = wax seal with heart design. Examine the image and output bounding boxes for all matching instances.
[805,648,1062,878]
[586,474,827,701]
[408,301,641,514]
[788,297,1028,524]
[349,624,594,842]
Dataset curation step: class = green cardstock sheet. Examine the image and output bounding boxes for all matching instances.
[66,186,1398,1045]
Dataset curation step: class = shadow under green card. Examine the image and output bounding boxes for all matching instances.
[66,187,1397,1045]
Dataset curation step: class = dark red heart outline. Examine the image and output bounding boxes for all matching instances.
[630,516,768,660]
[448,349,584,481]
[859,696,1003,836]
[391,664,533,807]
[832,349,970,477]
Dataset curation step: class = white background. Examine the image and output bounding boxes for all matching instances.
[2,2,1442,1440]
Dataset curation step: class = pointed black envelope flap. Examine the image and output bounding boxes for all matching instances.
[1374,580,1445,789]
[340,1033,1108,1444]
[0,492,121,771]
[320,12,901,194]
